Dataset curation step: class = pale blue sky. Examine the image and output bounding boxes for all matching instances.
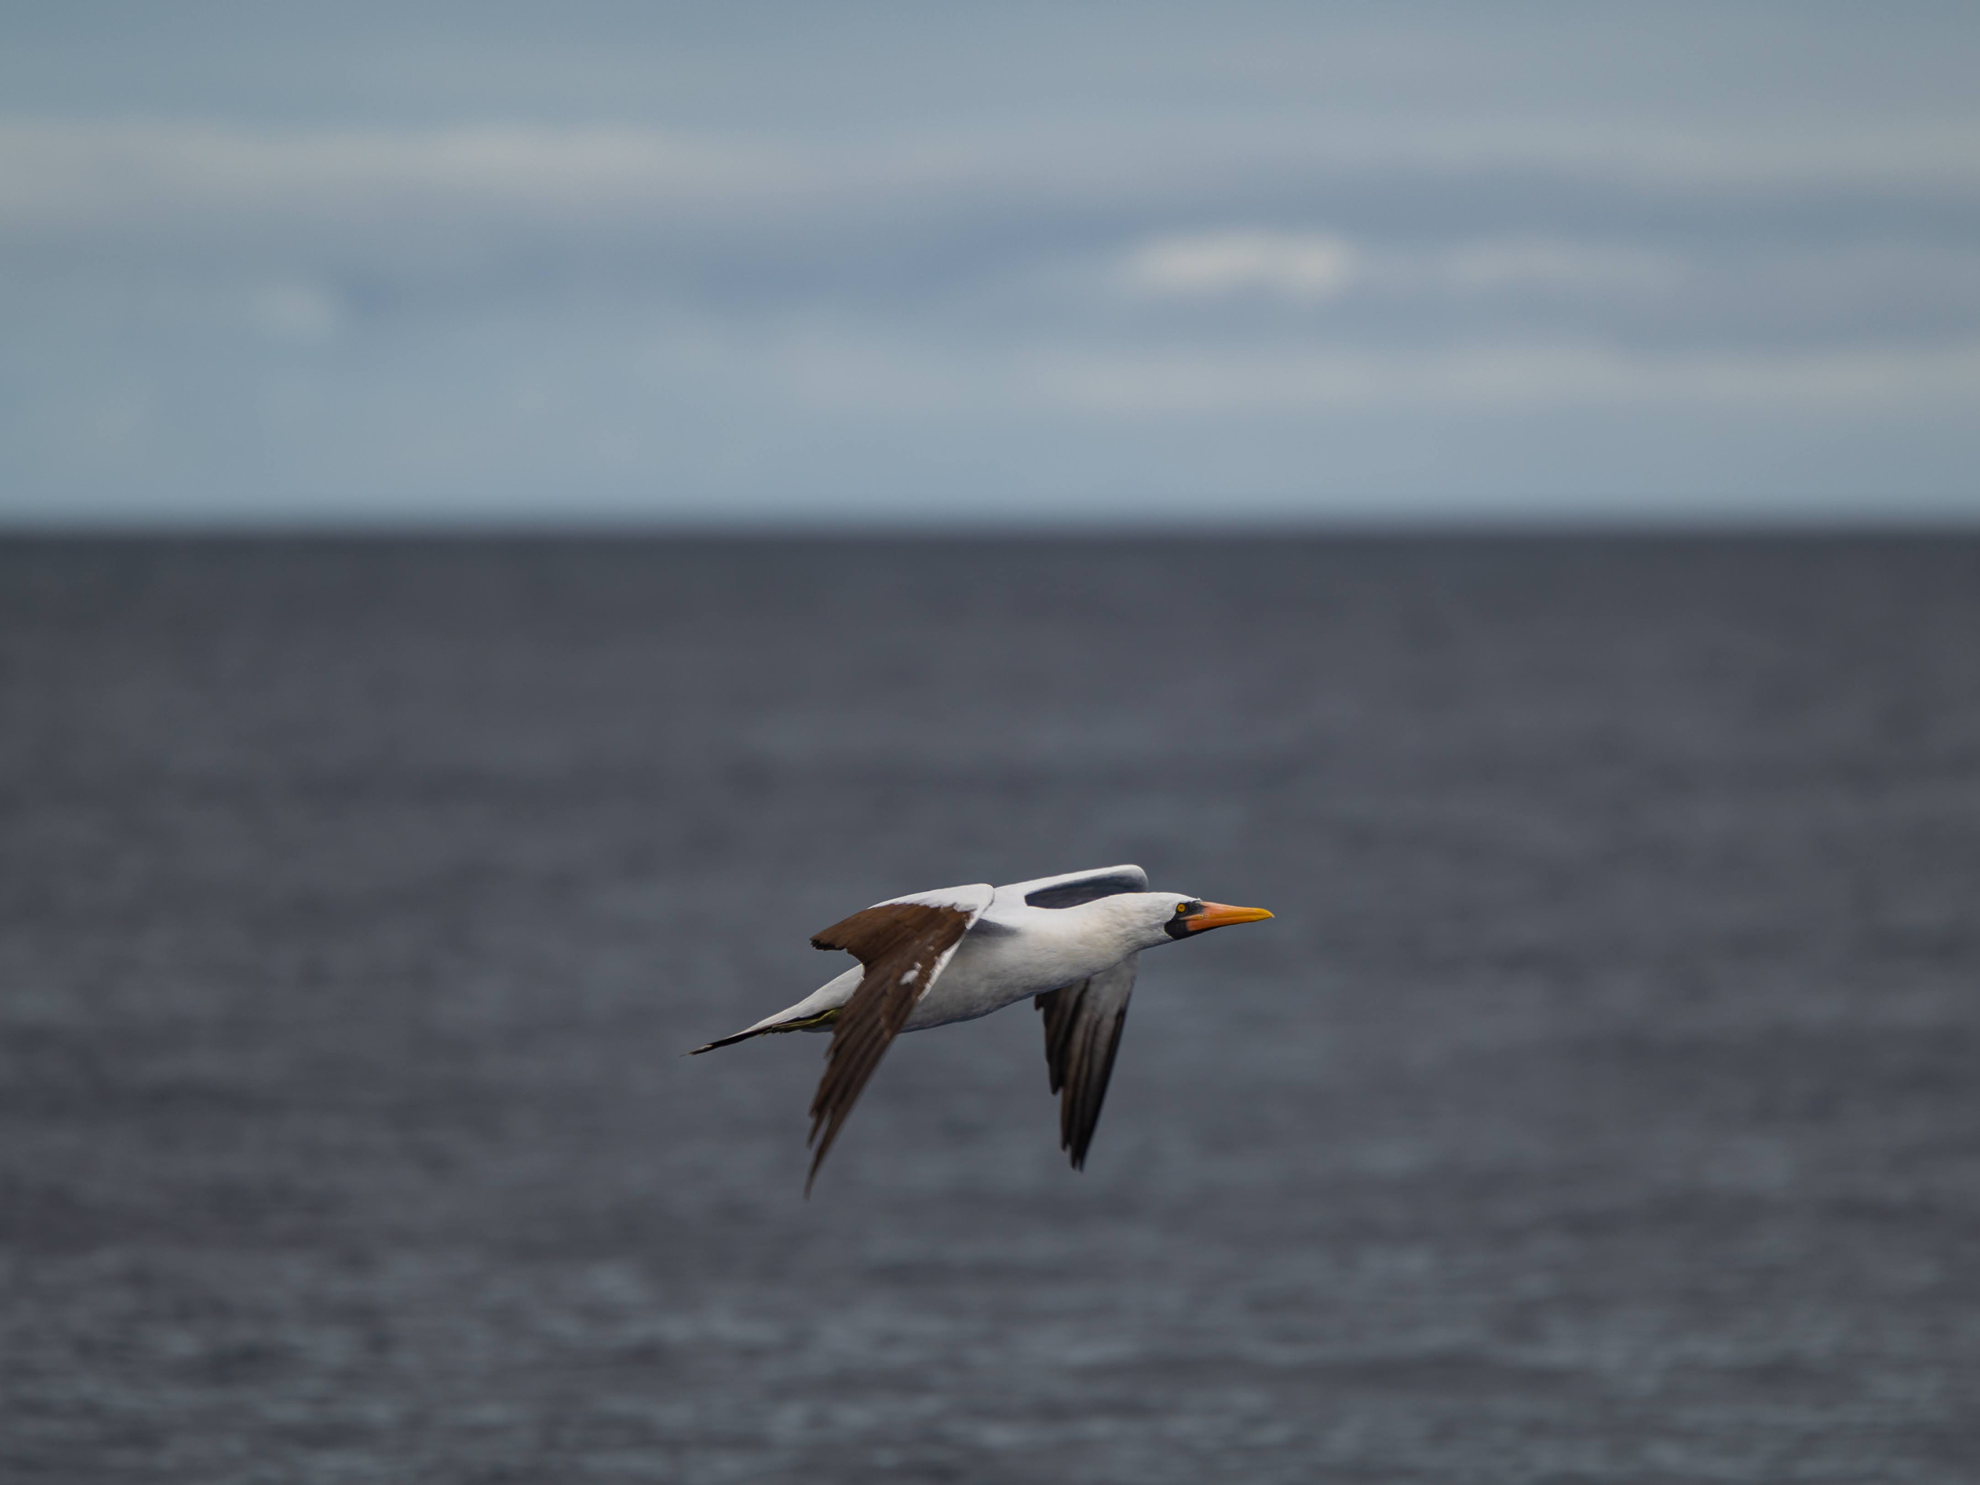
[3,1,1977,527]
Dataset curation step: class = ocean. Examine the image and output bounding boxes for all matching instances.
[3,536,1976,1482]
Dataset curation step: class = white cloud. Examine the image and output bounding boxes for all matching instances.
[1117,229,1685,307]
[1122,230,1357,302]
[0,121,787,229]
[679,322,1980,418]
[4,102,1978,523]
[1037,341,1980,414]
[6,114,1976,246]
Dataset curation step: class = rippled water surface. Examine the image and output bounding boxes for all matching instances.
[3,537,1977,1482]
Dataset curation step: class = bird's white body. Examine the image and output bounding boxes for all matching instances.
[750,890,1157,1036]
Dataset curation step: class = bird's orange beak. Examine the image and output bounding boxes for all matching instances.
[1184,901,1275,932]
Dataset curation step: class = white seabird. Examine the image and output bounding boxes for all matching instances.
[691,864,1274,1191]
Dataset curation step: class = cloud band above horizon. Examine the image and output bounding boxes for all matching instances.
[3,3,1978,526]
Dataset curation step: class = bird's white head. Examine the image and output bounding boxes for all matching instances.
[1110,891,1275,952]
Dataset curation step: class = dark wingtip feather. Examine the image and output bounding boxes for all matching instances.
[798,900,978,1195]
[1036,964,1135,1176]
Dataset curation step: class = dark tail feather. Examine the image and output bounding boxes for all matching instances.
[689,1005,842,1056]
[687,1026,773,1055]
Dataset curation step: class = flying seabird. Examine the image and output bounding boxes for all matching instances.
[691,864,1274,1191]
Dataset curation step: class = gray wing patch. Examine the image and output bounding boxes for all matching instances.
[1034,955,1138,1169]
[1024,868,1149,910]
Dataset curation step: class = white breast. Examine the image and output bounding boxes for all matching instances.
[902,901,1137,1031]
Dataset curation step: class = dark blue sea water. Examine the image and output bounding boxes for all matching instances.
[3,537,1977,1482]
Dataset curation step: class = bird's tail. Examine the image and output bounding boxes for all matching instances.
[687,1006,840,1055]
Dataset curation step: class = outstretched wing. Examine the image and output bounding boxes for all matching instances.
[804,883,993,1193]
[1002,863,1148,910]
[1035,954,1137,1169]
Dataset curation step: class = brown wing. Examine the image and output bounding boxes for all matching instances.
[1035,954,1138,1170]
[804,896,981,1193]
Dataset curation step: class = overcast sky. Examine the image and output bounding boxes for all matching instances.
[4,1,1977,527]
